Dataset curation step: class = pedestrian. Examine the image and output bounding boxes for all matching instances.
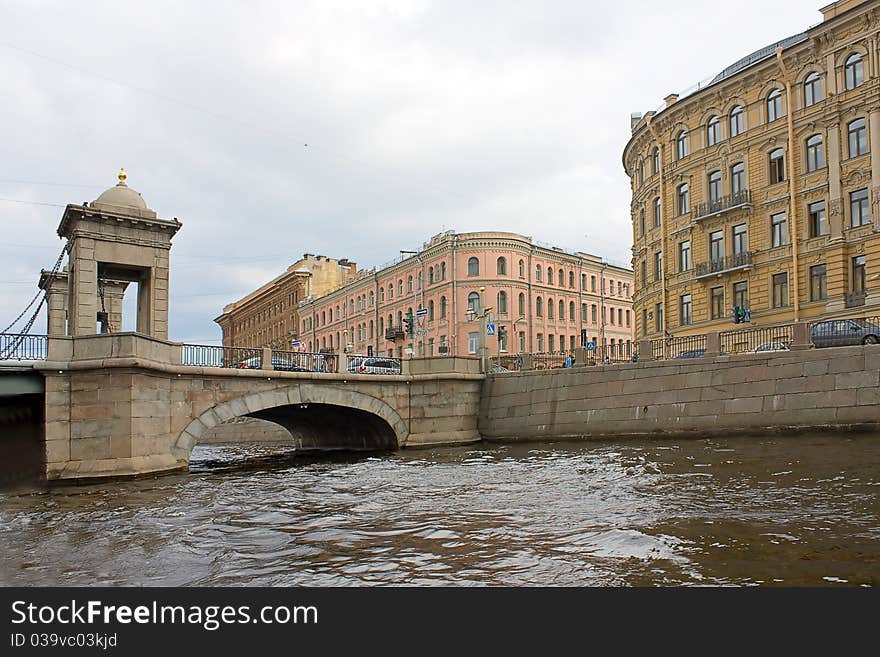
[565,354,573,368]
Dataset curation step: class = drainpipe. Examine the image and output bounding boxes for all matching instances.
[451,234,458,356]
[528,246,534,352]
[777,47,801,322]
[577,255,583,346]
[645,115,668,335]
[373,270,379,356]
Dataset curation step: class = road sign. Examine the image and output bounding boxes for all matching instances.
[584,341,596,351]
[486,323,496,336]
[416,308,428,316]
[416,329,428,337]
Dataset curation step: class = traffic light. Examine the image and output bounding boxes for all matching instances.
[404,311,414,336]
[497,325,506,342]
[732,306,751,324]
[581,329,588,346]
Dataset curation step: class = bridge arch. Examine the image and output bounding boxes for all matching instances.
[173,383,409,461]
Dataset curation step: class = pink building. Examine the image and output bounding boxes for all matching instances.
[298,231,634,359]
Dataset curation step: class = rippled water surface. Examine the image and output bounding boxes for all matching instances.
[1,434,879,586]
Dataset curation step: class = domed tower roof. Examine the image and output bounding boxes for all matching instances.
[91,169,156,218]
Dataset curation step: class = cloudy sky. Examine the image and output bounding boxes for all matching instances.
[2,0,826,343]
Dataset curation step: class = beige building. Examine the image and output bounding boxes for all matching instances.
[215,254,357,349]
[624,0,880,338]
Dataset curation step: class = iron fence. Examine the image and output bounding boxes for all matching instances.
[180,344,261,369]
[531,351,569,370]
[0,333,48,360]
[720,324,794,355]
[650,334,708,360]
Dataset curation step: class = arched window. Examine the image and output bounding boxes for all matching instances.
[652,146,660,174]
[676,130,688,159]
[707,115,720,146]
[708,171,722,204]
[518,293,525,317]
[848,118,868,158]
[535,265,542,282]
[497,257,507,275]
[467,257,479,276]
[804,72,822,107]
[428,299,435,321]
[398,279,404,295]
[369,291,374,306]
[467,292,480,314]
[407,275,413,293]
[653,197,661,227]
[730,105,744,137]
[677,183,689,215]
[379,287,385,302]
[806,134,825,172]
[369,320,374,339]
[581,273,587,290]
[845,54,864,90]
[536,296,543,317]
[568,271,574,288]
[440,296,447,318]
[547,267,554,285]
[518,259,525,278]
[440,262,446,280]
[547,298,554,320]
[418,271,422,289]
[558,300,565,320]
[581,303,588,322]
[638,160,645,185]
[767,89,783,122]
[428,266,434,283]
[378,317,383,337]
[388,284,394,299]
[769,148,786,184]
[497,291,508,314]
[558,269,564,287]
[396,311,402,326]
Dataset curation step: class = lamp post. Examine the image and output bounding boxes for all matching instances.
[466,286,492,373]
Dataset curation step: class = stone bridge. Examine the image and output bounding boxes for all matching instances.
[26,333,482,482]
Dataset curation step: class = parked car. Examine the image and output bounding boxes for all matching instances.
[356,357,402,375]
[489,364,511,373]
[811,319,880,348]
[346,356,366,373]
[753,341,790,353]
[674,349,706,359]
[237,356,310,372]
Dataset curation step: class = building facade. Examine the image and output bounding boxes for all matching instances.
[296,231,634,359]
[215,254,357,349]
[624,0,880,338]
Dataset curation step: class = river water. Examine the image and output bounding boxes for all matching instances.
[1,434,878,586]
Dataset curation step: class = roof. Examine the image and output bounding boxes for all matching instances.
[710,32,809,85]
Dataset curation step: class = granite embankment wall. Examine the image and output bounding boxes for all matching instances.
[479,345,880,441]
[200,417,293,444]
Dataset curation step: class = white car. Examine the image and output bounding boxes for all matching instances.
[753,341,789,353]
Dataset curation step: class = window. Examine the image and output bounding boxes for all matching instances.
[653,197,662,227]
[769,148,786,184]
[655,302,664,333]
[518,331,526,352]
[654,251,663,282]
[711,287,724,320]
[679,240,691,272]
[676,131,688,159]
[547,267,554,285]
[467,292,480,314]
[548,335,555,353]
[772,272,789,308]
[804,72,821,107]
[440,262,446,280]
[626,310,631,327]
[731,163,746,195]
[609,306,615,325]
[733,280,749,311]
[497,291,508,314]
[497,257,507,275]
[852,256,867,293]
[440,296,447,318]
[428,299,435,321]
[559,300,565,320]
[468,332,479,354]
[467,257,479,276]
[709,230,724,262]
[708,171,722,203]
[591,304,597,323]
[677,183,690,215]
[569,271,575,288]
[732,224,748,255]
[680,294,692,326]
[547,298,554,319]
[707,116,720,146]
[398,280,404,296]
[851,188,870,227]
[809,201,828,237]
[652,147,660,175]
[570,301,575,322]
[536,265,542,282]
[767,89,783,122]
[806,134,825,171]
[537,333,545,352]
[848,118,868,158]
[581,303,588,322]
[558,269,564,287]
[518,259,525,278]
[638,160,644,185]
[810,264,827,301]
[845,54,864,90]
[591,275,596,292]
[518,293,525,317]
[407,275,413,293]
[770,212,788,247]
[428,266,434,283]
[536,297,543,317]
[730,105,744,137]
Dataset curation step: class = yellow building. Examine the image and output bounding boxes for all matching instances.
[624,0,880,338]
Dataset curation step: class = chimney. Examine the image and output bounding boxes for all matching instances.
[630,112,643,132]
[664,93,679,107]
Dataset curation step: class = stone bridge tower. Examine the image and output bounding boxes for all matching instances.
[49,169,181,338]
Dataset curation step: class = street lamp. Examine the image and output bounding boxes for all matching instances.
[465,286,493,373]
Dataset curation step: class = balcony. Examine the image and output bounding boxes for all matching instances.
[385,326,406,341]
[845,291,866,308]
[693,189,752,221]
[695,251,754,280]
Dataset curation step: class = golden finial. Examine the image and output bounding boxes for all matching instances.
[117,168,127,184]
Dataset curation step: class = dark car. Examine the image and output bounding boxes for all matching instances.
[674,349,706,359]
[237,356,311,372]
[810,319,880,348]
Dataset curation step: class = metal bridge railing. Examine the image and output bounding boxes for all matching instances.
[0,333,48,361]
[271,349,338,373]
[180,344,261,369]
[720,324,794,355]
